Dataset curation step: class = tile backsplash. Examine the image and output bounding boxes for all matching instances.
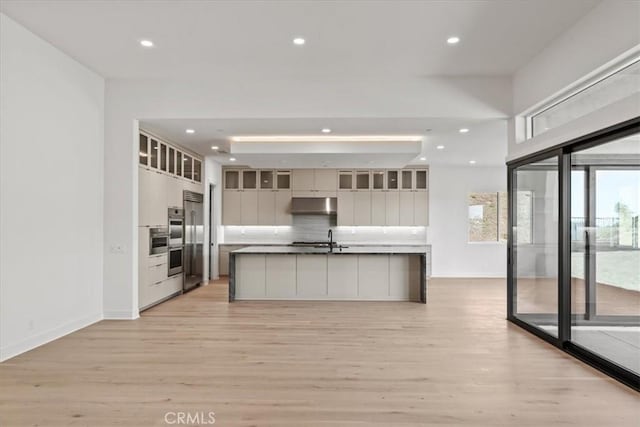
[221,215,427,245]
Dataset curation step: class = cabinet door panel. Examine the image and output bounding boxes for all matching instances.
[222,190,242,225]
[389,255,410,299]
[371,192,386,226]
[358,255,389,299]
[258,191,276,225]
[337,191,354,226]
[292,169,314,191]
[275,191,292,225]
[385,192,400,226]
[166,175,182,208]
[314,169,337,191]
[236,255,266,299]
[353,192,372,226]
[414,191,428,226]
[327,256,358,298]
[241,191,259,225]
[297,256,328,298]
[265,255,297,298]
[399,192,414,226]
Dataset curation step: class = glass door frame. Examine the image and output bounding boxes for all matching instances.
[507,116,640,391]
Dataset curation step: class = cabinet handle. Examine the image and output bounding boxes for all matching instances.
[154,280,163,285]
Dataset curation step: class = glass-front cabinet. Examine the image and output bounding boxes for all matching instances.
[507,123,640,389]
[138,132,203,183]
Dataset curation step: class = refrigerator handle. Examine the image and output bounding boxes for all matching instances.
[191,210,196,272]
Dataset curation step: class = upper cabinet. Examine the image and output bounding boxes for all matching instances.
[221,166,427,226]
[138,131,202,184]
[293,169,337,194]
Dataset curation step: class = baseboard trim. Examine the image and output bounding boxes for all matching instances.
[103,309,139,320]
[0,312,102,362]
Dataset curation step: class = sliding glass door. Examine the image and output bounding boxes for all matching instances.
[570,137,640,375]
[511,155,560,337]
[508,119,640,389]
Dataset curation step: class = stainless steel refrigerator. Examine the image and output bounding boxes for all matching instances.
[183,190,204,292]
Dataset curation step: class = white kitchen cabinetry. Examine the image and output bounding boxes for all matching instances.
[265,255,297,298]
[399,191,414,226]
[275,190,292,225]
[314,169,337,191]
[385,191,400,226]
[414,190,429,226]
[358,255,389,298]
[240,190,258,225]
[371,192,386,225]
[353,191,372,226]
[327,256,358,298]
[222,190,242,225]
[234,253,421,301]
[166,175,183,208]
[139,167,168,227]
[297,255,328,298]
[337,191,354,226]
[258,191,276,225]
[292,169,337,195]
[235,255,266,299]
[292,169,314,192]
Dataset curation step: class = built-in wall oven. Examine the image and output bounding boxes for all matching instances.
[168,208,184,277]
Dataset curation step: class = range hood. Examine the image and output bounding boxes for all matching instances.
[291,197,337,215]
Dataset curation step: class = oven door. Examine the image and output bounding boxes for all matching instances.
[168,247,183,276]
[169,219,183,247]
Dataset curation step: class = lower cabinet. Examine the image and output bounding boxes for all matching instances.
[139,252,183,310]
[265,255,296,298]
[327,256,358,298]
[297,255,328,298]
[234,254,421,301]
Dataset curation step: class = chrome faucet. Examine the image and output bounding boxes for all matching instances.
[328,229,334,252]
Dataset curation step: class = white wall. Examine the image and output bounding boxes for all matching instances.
[203,157,222,281]
[427,165,507,278]
[0,14,105,361]
[513,0,640,115]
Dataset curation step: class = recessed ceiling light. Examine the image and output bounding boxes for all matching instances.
[139,39,154,48]
[321,128,331,133]
[293,37,305,45]
[447,36,460,44]
[211,146,219,150]
[420,157,426,161]
[185,129,195,134]
[436,145,445,150]
[469,160,476,164]
[229,157,237,162]
[459,128,469,133]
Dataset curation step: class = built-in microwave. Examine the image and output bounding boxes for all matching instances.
[149,228,169,255]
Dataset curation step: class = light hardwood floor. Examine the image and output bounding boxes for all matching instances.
[0,278,638,426]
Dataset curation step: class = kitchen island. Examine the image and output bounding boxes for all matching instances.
[229,246,430,303]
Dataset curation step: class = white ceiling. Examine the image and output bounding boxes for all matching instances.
[0,0,594,168]
[1,0,598,79]
[140,117,507,167]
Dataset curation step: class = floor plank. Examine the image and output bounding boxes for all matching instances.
[0,278,638,426]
